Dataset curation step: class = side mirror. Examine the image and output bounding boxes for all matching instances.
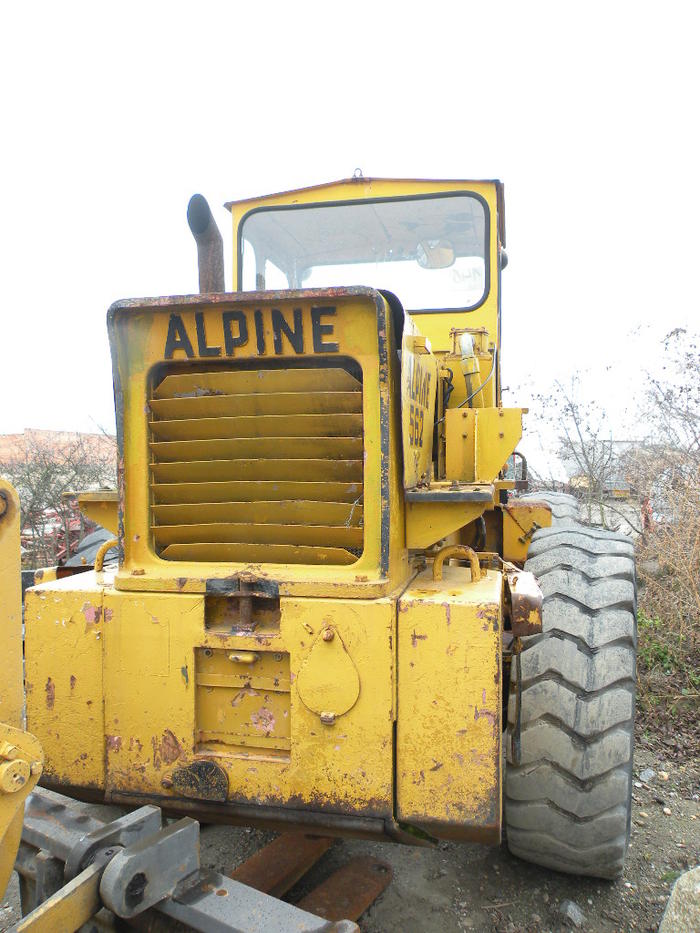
[416,239,455,270]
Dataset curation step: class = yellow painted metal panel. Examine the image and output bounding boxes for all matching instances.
[153,367,360,398]
[405,499,488,549]
[151,459,363,484]
[150,390,362,419]
[401,322,438,488]
[397,566,502,841]
[153,500,363,527]
[160,542,357,564]
[195,648,291,752]
[149,412,363,441]
[152,521,363,549]
[149,436,363,462]
[445,408,476,481]
[474,409,523,483]
[24,574,106,790]
[152,480,363,504]
[77,491,119,536]
[502,502,553,563]
[296,628,360,718]
[0,480,22,727]
[100,590,395,816]
[110,290,405,597]
[445,407,523,484]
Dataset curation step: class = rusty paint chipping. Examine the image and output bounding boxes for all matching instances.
[45,677,55,709]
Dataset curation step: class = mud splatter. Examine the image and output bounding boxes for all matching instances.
[45,678,55,709]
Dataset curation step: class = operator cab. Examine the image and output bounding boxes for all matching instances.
[238,192,488,313]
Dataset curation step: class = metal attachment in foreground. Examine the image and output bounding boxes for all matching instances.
[432,544,482,582]
[14,788,359,931]
[504,568,543,636]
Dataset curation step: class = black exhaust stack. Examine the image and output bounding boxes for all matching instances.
[187,194,225,293]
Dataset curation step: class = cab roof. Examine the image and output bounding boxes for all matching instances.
[225,177,505,247]
[224,176,502,211]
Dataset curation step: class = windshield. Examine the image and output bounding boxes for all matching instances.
[239,193,488,311]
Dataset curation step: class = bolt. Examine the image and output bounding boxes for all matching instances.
[322,628,334,642]
[125,872,148,910]
[0,758,30,794]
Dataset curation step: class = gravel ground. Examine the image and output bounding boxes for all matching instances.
[2,745,698,932]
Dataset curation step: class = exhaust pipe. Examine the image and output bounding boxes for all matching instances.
[187,194,225,293]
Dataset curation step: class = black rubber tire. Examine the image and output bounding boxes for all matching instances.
[520,490,580,524]
[504,520,637,879]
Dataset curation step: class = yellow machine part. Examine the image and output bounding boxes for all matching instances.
[445,407,524,484]
[501,501,553,563]
[397,565,502,842]
[227,177,502,364]
[77,491,119,536]
[401,321,438,489]
[0,481,44,900]
[0,724,43,899]
[25,573,397,819]
[405,498,491,550]
[25,564,508,843]
[108,290,408,598]
[0,480,23,727]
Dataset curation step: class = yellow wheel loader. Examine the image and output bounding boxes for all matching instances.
[2,177,637,928]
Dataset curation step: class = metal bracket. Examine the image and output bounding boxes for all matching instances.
[161,870,358,932]
[504,568,543,636]
[15,789,361,931]
[64,804,161,880]
[100,817,199,918]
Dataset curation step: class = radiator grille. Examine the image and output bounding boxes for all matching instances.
[149,367,364,565]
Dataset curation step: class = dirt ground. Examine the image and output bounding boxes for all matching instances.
[2,740,698,933]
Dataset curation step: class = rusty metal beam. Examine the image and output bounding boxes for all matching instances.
[297,856,393,922]
[228,832,333,898]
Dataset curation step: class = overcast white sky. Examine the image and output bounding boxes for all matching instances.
[1,2,697,471]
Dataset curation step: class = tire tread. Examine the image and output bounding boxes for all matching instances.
[505,509,636,879]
